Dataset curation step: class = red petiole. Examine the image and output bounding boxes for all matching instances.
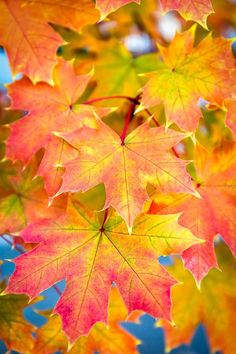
[84,95,140,105]
[100,208,109,233]
[85,94,180,157]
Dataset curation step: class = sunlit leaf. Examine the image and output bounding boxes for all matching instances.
[5,199,198,342]
[138,26,235,131]
[57,119,195,229]
[149,142,236,282]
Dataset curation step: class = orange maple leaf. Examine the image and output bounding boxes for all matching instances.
[0,0,99,82]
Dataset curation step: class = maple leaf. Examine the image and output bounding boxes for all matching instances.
[162,242,236,354]
[0,158,65,235]
[61,37,160,98]
[0,282,35,353]
[160,0,214,27]
[96,0,140,20]
[6,60,93,163]
[225,99,236,139]
[81,42,160,99]
[56,119,195,229]
[32,286,139,354]
[0,0,99,82]
[6,60,111,196]
[137,26,235,131]
[0,0,61,83]
[149,142,236,282]
[5,199,198,343]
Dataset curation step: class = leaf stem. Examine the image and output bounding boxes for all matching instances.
[84,94,180,157]
[84,95,140,105]
[120,94,141,145]
[100,208,109,233]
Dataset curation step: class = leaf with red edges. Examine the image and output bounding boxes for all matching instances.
[56,119,195,230]
[160,0,214,27]
[149,142,236,282]
[32,286,139,354]
[5,199,198,343]
[6,60,111,196]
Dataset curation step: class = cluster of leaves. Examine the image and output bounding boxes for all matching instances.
[0,0,236,352]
